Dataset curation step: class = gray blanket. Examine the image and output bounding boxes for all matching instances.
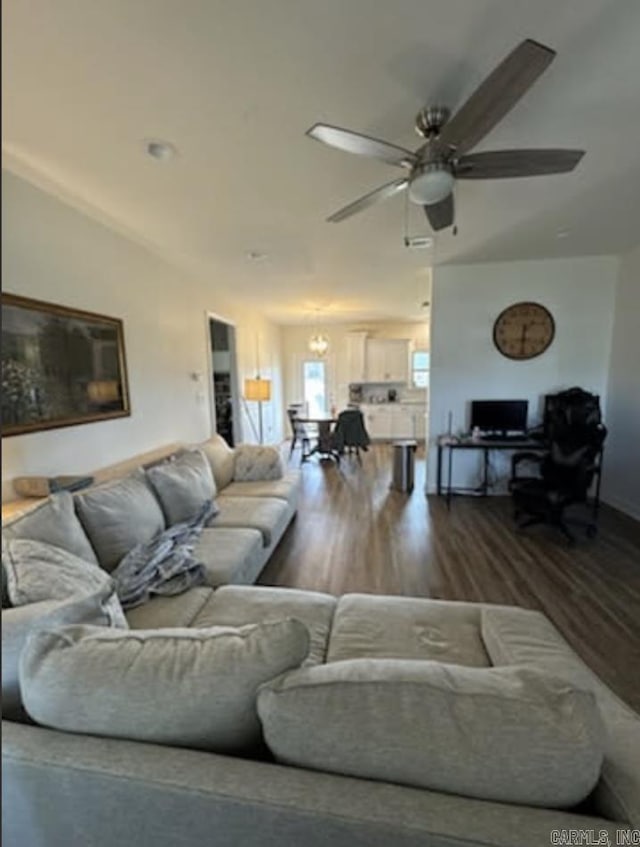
[112,500,216,609]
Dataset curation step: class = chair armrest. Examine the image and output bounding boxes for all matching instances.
[234,445,284,481]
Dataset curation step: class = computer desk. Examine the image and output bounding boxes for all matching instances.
[436,435,547,509]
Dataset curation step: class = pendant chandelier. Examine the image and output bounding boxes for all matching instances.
[307,306,329,357]
[308,333,329,357]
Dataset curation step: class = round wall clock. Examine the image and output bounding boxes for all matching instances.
[492,301,555,360]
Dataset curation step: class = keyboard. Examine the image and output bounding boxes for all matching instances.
[479,433,529,442]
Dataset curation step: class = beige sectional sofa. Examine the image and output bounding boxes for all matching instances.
[3,434,300,591]
[2,438,639,847]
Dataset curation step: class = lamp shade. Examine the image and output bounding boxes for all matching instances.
[244,378,271,402]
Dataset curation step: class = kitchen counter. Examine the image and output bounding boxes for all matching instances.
[358,400,426,407]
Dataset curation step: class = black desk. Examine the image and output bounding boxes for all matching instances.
[436,436,546,508]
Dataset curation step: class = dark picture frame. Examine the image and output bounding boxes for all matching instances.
[1,293,130,437]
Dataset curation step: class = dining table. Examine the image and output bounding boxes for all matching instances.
[295,414,339,463]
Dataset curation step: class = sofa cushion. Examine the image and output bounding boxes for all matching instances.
[2,538,127,628]
[482,605,640,829]
[3,492,97,565]
[234,445,284,481]
[327,594,490,667]
[258,660,605,809]
[211,496,290,548]
[192,585,337,665]
[222,470,301,509]
[194,528,264,587]
[199,434,235,490]
[21,619,310,753]
[147,449,217,525]
[74,471,166,572]
[125,587,215,629]
[2,588,120,722]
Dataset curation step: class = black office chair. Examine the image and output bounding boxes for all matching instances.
[510,419,607,543]
[509,387,602,484]
[543,387,602,438]
[286,405,317,461]
[330,409,371,463]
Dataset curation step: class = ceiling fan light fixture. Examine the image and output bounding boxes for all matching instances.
[408,164,455,206]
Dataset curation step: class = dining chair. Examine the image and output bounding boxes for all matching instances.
[287,405,317,459]
[330,409,371,463]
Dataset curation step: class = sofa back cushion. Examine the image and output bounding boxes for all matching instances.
[199,435,235,490]
[21,619,309,753]
[258,659,605,809]
[74,471,165,572]
[234,445,283,482]
[3,492,97,565]
[1,588,120,722]
[2,537,127,628]
[146,449,216,525]
[481,605,640,829]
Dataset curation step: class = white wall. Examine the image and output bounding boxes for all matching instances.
[602,245,640,519]
[427,256,618,493]
[281,321,429,413]
[1,171,284,501]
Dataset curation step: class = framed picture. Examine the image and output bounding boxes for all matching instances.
[1,293,130,436]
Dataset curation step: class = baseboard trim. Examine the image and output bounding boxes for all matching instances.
[601,494,640,522]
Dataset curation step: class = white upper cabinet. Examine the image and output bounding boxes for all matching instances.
[346,332,368,383]
[366,339,409,383]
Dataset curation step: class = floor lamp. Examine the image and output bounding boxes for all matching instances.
[244,377,271,444]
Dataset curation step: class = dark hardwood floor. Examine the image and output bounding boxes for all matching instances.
[260,443,640,712]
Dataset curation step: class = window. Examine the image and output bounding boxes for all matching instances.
[303,360,327,416]
[412,351,430,388]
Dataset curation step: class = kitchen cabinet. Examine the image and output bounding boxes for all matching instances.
[362,403,427,441]
[364,408,394,440]
[366,339,409,383]
[393,406,415,439]
[346,332,368,383]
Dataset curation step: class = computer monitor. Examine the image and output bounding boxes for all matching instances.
[470,400,528,435]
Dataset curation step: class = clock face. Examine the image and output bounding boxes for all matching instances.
[493,302,555,360]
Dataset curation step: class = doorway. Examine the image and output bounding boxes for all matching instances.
[208,317,240,446]
[302,360,327,416]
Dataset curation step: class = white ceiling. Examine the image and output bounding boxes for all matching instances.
[3,0,640,324]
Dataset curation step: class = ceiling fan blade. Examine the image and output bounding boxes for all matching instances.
[423,193,454,231]
[327,178,408,223]
[307,123,417,168]
[436,39,556,156]
[455,148,584,179]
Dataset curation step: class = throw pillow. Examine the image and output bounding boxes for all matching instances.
[234,445,284,482]
[2,587,119,722]
[21,619,310,753]
[2,537,127,628]
[146,449,217,525]
[257,659,605,808]
[2,492,98,564]
[74,470,166,572]
[199,434,235,490]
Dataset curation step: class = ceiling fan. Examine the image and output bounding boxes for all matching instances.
[306,39,584,231]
